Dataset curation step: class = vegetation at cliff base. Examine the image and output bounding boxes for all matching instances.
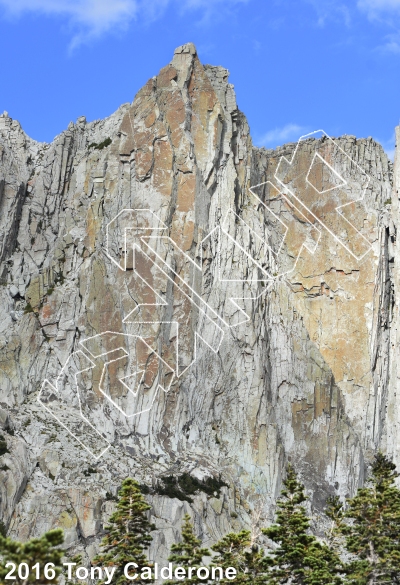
[93,478,155,585]
[2,456,400,585]
[211,530,267,584]
[165,513,211,585]
[333,452,400,584]
[262,464,343,585]
[144,473,228,503]
[165,454,400,584]
[0,529,64,584]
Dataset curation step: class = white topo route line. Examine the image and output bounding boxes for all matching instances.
[37,130,374,459]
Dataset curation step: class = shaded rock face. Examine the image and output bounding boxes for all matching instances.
[0,42,396,563]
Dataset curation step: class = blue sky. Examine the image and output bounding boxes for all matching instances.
[0,0,399,158]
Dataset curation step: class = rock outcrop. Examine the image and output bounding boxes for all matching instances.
[0,42,396,565]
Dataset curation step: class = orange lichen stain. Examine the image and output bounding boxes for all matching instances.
[84,206,99,253]
[135,78,154,99]
[157,65,178,88]
[165,94,185,149]
[145,111,156,128]
[291,399,313,433]
[41,302,53,322]
[313,378,331,418]
[188,57,221,170]
[133,250,156,295]
[176,173,196,213]
[182,220,195,252]
[152,138,173,197]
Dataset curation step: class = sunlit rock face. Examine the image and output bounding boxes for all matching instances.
[0,42,396,563]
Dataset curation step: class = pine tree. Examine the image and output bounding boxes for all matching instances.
[166,513,211,585]
[64,554,82,585]
[93,478,155,585]
[211,529,268,584]
[338,452,400,584]
[0,529,64,584]
[325,496,347,556]
[262,464,342,585]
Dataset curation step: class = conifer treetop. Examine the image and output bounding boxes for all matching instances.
[211,529,267,584]
[263,464,342,585]
[0,529,65,584]
[93,478,154,585]
[166,513,210,585]
[340,452,400,584]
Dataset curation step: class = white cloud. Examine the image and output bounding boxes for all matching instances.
[0,0,249,49]
[180,0,247,7]
[175,0,248,26]
[378,35,400,53]
[356,0,400,53]
[256,123,310,148]
[305,0,351,27]
[357,0,400,22]
[0,0,139,48]
[358,0,400,13]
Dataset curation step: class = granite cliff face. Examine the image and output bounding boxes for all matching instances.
[0,43,397,564]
